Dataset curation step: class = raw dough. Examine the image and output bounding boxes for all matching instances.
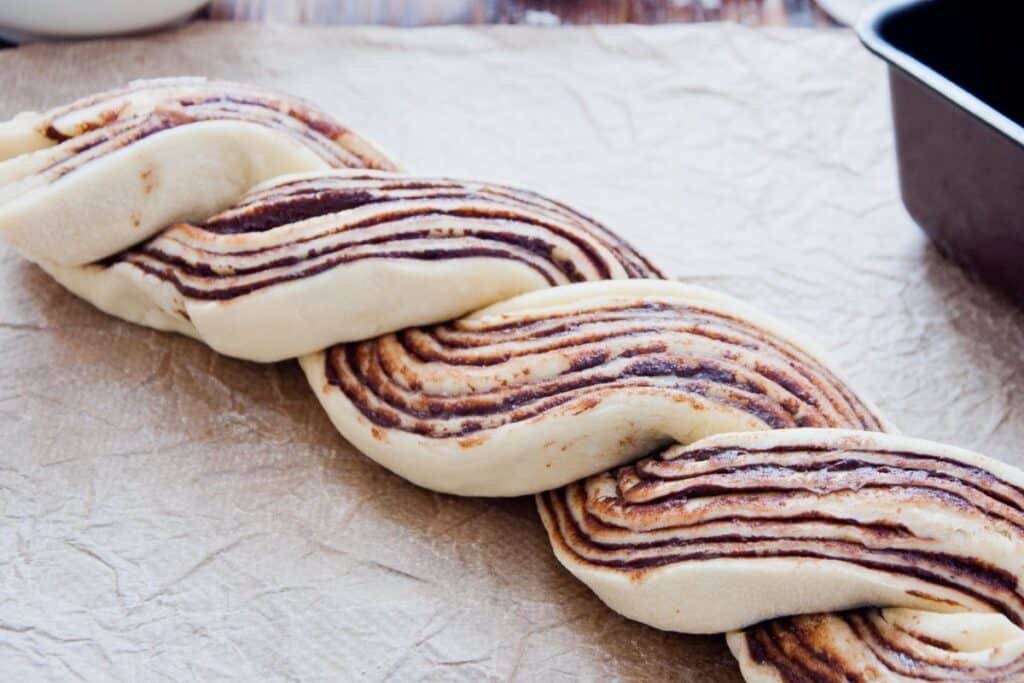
[0,77,394,266]
[42,169,661,361]
[302,281,887,496]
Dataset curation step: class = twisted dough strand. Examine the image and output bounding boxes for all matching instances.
[731,610,1024,682]
[3,80,1023,682]
[41,169,663,361]
[541,429,1024,679]
[302,280,886,495]
[0,77,395,266]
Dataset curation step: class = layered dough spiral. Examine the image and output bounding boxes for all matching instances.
[539,429,1024,679]
[301,280,886,496]
[42,169,662,361]
[0,77,394,266]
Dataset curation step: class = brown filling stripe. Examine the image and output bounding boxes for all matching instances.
[31,84,395,187]
[541,437,1024,680]
[324,303,882,437]
[99,178,660,299]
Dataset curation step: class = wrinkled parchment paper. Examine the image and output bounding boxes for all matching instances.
[3,22,1024,681]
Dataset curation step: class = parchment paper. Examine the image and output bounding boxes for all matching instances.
[3,22,1024,682]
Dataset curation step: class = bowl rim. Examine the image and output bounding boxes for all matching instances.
[0,0,208,40]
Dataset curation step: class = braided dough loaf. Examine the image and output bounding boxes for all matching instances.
[539,428,1024,675]
[301,280,887,496]
[41,169,662,361]
[6,79,1024,683]
[0,78,394,266]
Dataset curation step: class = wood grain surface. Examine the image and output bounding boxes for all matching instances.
[0,0,834,48]
[205,0,837,26]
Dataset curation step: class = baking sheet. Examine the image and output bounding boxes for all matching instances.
[3,21,1024,681]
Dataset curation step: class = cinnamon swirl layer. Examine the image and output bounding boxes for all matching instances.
[300,281,886,496]
[729,608,1024,682]
[537,429,1024,637]
[42,170,662,362]
[0,77,395,265]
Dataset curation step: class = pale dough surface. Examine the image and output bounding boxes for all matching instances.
[728,610,1024,682]
[302,280,884,496]
[0,120,335,266]
[38,167,652,363]
[42,250,551,362]
[541,428,1024,634]
[4,22,1024,682]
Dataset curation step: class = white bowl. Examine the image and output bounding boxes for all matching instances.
[0,0,208,41]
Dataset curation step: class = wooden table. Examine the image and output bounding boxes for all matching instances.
[204,0,837,27]
[0,0,834,47]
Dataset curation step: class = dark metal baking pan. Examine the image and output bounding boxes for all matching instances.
[859,0,1024,301]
